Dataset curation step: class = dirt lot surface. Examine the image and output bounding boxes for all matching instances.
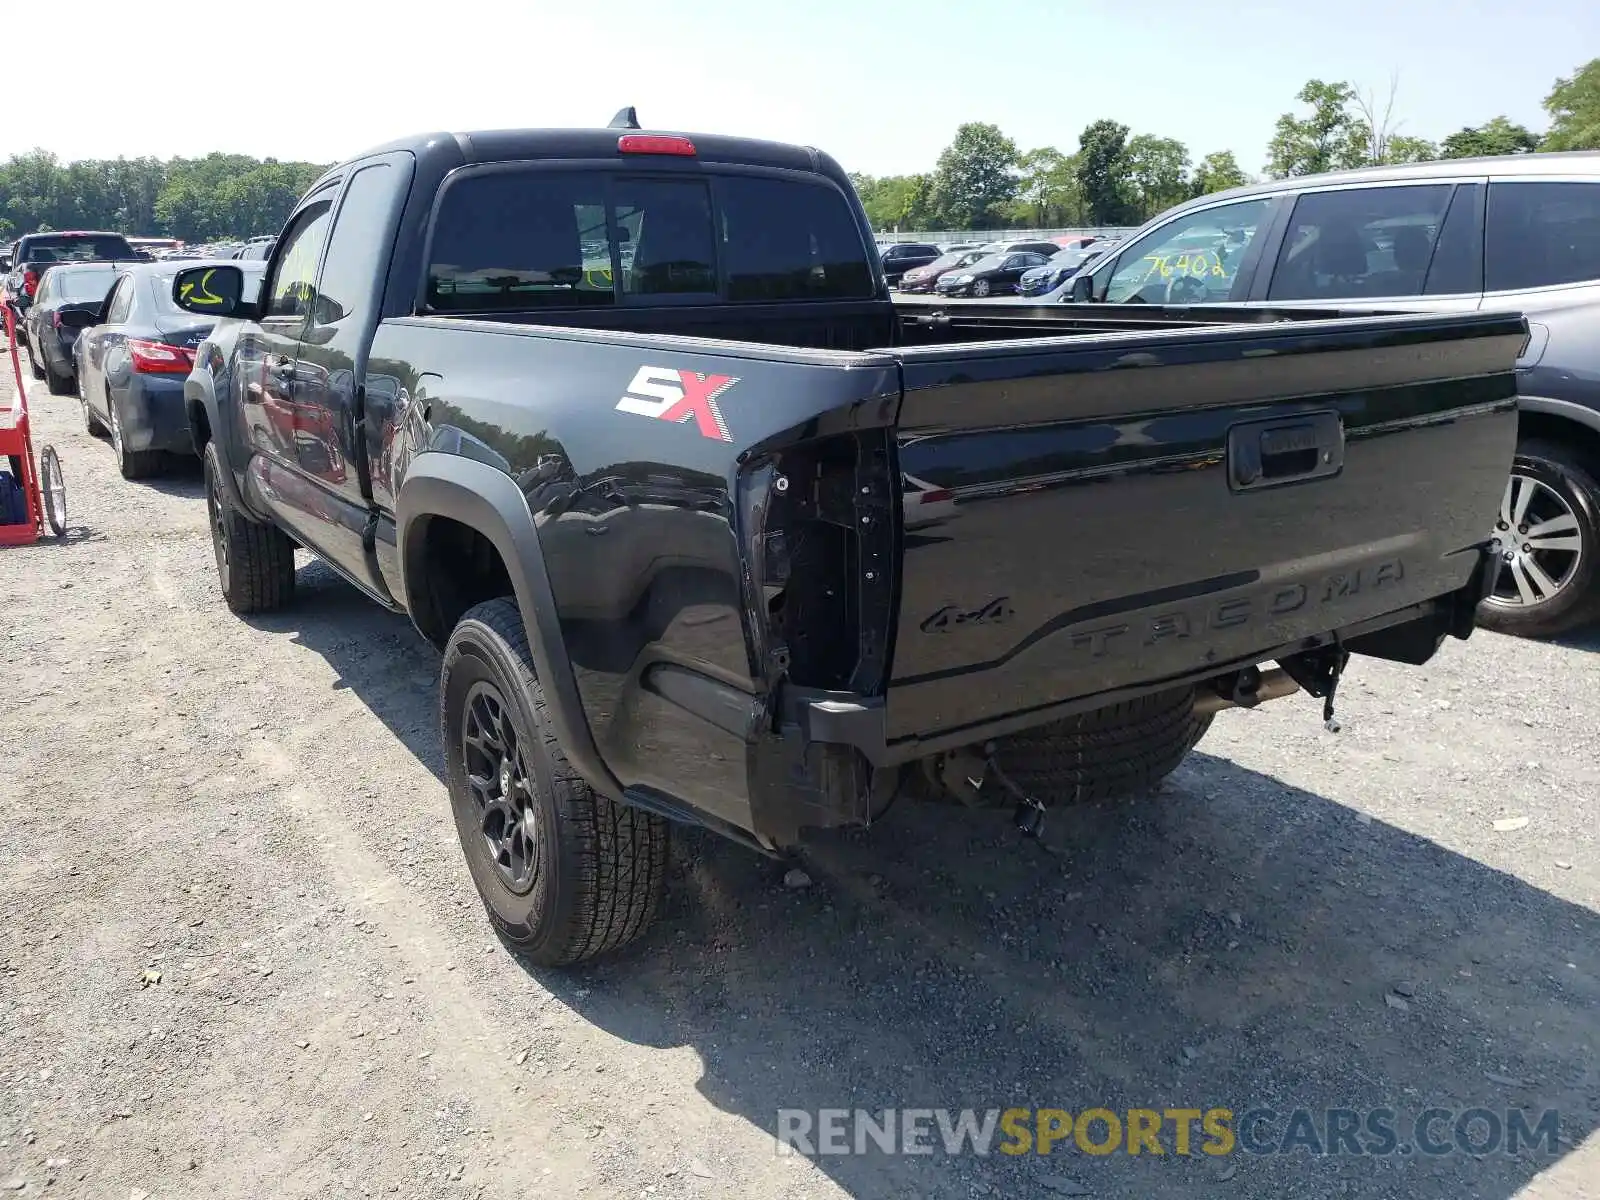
[2,360,1597,1200]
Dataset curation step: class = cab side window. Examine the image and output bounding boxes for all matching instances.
[1267,185,1453,301]
[1102,198,1272,304]
[1486,181,1600,292]
[264,200,334,320]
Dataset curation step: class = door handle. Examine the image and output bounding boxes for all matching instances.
[1227,411,1344,492]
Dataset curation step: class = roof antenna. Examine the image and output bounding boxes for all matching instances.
[609,106,641,130]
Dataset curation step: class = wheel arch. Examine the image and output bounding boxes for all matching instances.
[1518,397,1600,470]
[396,452,623,802]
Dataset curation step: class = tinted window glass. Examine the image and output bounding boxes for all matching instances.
[22,234,135,264]
[614,178,716,296]
[1103,198,1271,303]
[1486,181,1600,292]
[718,176,873,301]
[1268,185,1452,301]
[313,164,397,324]
[52,268,118,303]
[266,203,333,319]
[428,171,613,311]
[1424,184,1483,295]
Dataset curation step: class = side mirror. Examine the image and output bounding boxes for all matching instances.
[1068,274,1095,303]
[172,265,254,318]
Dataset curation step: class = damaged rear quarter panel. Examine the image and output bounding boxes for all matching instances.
[369,317,899,833]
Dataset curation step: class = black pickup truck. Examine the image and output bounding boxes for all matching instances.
[170,117,1525,966]
[3,231,143,323]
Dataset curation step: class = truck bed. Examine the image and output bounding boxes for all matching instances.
[361,301,1523,843]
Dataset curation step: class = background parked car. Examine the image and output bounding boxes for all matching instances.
[934,250,1050,297]
[232,236,276,261]
[878,241,941,285]
[1018,242,1117,297]
[74,260,268,479]
[1063,152,1600,637]
[3,230,140,324]
[20,262,126,395]
[898,248,987,293]
[978,239,1064,258]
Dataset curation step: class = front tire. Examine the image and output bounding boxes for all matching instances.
[203,440,296,613]
[1477,439,1600,638]
[441,598,668,966]
[972,279,992,298]
[80,374,105,436]
[990,687,1212,804]
[26,339,45,380]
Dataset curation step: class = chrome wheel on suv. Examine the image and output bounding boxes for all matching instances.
[1478,440,1600,638]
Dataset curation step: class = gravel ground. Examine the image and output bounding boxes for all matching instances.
[1,357,1597,1200]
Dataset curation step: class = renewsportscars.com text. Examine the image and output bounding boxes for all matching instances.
[775,1106,1562,1158]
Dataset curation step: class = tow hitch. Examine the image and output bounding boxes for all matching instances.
[1277,641,1351,733]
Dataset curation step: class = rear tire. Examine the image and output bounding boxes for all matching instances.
[45,364,73,396]
[1476,439,1600,639]
[441,598,668,966]
[990,687,1212,804]
[108,391,164,479]
[203,440,295,613]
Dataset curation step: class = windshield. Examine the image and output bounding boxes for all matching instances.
[962,255,1006,273]
[923,250,982,272]
[51,268,120,303]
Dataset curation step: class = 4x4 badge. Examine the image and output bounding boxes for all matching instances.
[615,365,738,442]
[922,597,1015,633]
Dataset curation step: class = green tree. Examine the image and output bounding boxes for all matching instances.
[1076,119,1134,225]
[1193,150,1248,194]
[1015,147,1080,226]
[1541,58,1600,150]
[1123,134,1191,220]
[0,149,330,241]
[1381,135,1438,164]
[1439,116,1541,158]
[850,172,938,231]
[928,123,1019,229]
[1265,80,1367,178]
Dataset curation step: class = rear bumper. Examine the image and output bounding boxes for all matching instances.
[757,550,1497,836]
[117,375,193,454]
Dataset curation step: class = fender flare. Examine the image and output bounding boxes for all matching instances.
[184,371,254,514]
[1518,395,1600,437]
[395,452,623,802]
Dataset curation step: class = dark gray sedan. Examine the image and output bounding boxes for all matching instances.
[74,260,267,479]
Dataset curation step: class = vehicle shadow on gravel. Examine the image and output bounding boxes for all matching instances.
[559,756,1598,1200]
[263,579,1597,1199]
[137,457,206,500]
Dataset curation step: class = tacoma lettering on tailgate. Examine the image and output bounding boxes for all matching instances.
[1061,559,1407,660]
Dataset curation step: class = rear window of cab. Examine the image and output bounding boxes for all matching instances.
[424,167,876,311]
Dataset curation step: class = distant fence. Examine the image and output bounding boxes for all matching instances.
[875,227,1139,245]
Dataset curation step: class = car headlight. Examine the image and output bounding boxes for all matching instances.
[954,275,973,284]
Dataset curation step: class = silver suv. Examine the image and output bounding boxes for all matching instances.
[1066,152,1600,638]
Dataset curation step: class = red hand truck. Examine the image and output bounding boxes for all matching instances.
[1,303,67,545]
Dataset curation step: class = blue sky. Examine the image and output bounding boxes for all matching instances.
[10,0,1597,175]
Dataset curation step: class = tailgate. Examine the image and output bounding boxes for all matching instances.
[884,310,1525,746]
